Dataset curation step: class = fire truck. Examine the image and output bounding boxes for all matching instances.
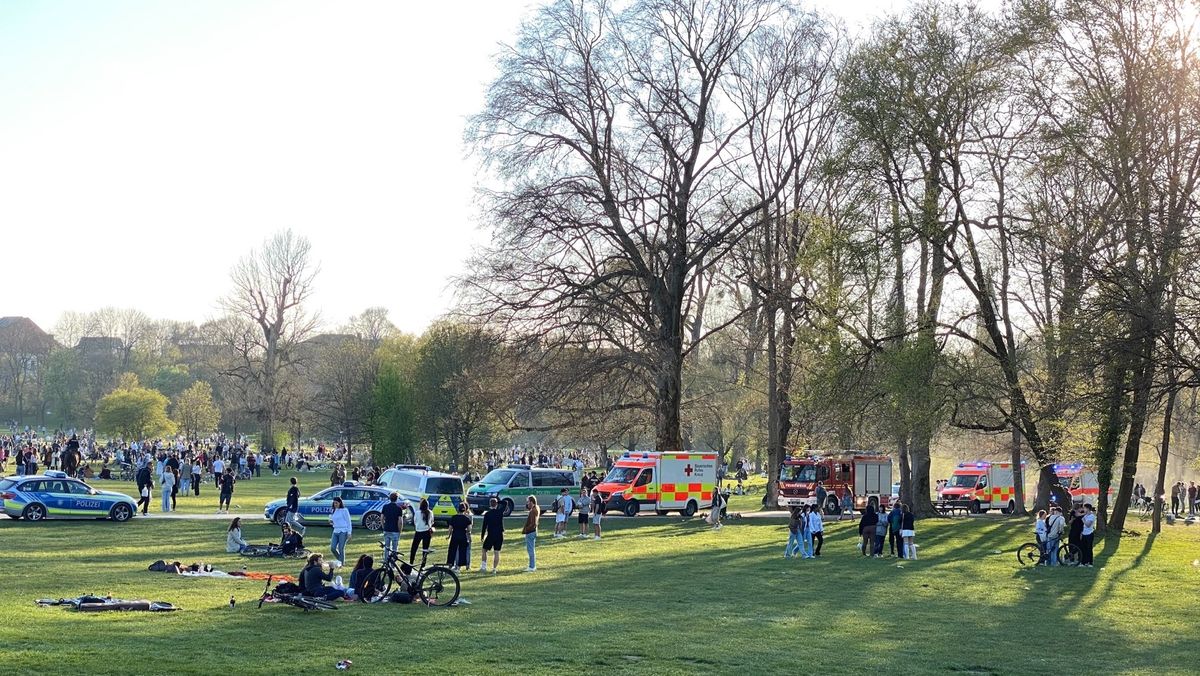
[595,451,717,517]
[937,461,1023,514]
[776,452,892,515]
[1051,463,1108,505]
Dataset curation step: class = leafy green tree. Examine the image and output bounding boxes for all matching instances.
[95,374,176,440]
[173,380,221,440]
[369,335,419,465]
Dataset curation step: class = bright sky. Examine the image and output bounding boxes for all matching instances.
[0,0,907,336]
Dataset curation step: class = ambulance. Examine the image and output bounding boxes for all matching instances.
[938,460,1022,514]
[1051,463,1107,505]
[595,451,717,517]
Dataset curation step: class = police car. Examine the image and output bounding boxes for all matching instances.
[262,482,400,531]
[0,470,139,523]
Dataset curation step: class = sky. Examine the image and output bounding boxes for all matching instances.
[0,0,910,336]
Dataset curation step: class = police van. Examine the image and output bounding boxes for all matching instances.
[466,465,580,516]
[377,465,466,523]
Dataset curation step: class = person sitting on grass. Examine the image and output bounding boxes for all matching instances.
[347,554,375,601]
[226,517,249,553]
[299,553,347,601]
[280,523,305,556]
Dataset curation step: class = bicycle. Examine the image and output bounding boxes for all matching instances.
[1016,540,1082,567]
[361,542,460,607]
[118,463,135,481]
[256,575,338,611]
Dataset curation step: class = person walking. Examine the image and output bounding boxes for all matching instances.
[1045,506,1066,566]
[785,507,802,559]
[1080,503,1097,567]
[446,502,472,571]
[137,479,152,516]
[840,490,854,521]
[522,495,540,572]
[286,477,306,536]
[160,465,175,513]
[329,497,352,567]
[217,469,234,513]
[479,497,505,573]
[808,502,824,556]
[408,497,434,567]
[381,492,404,558]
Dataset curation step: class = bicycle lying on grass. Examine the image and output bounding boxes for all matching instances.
[1016,540,1081,567]
[257,575,338,612]
[361,542,460,607]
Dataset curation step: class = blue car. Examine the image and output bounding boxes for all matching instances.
[0,470,139,523]
[262,482,402,532]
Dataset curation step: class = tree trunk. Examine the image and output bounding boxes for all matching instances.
[1109,342,1154,532]
[653,288,684,454]
[1094,358,1127,530]
[1152,377,1176,534]
[1010,423,1027,516]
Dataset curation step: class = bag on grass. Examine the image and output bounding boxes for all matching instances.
[387,591,413,604]
[273,581,302,595]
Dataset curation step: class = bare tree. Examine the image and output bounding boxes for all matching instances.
[218,230,320,450]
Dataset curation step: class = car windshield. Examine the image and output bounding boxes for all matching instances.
[779,465,817,482]
[479,470,515,486]
[604,466,641,484]
[947,474,980,488]
[426,478,463,495]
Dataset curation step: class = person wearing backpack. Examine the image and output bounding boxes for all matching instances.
[1044,506,1066,566]
[785,507,802,559]
[553,488,573,539]
[873,511,887,557]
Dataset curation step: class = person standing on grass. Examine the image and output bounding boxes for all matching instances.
[381,492,403,557]
[1034,510,1048,562]
[1068,505,1085,557]
[522,495,540,572]
[590,488,604,539]
[178,461,190,498]
[799,505,814,558]
[708,490,724,530]
[857,504,878,556]
[446,502,472,571]
[286,477,306,536]
[480,497,504,573]
[553,488,573,538]
[808,502,824,557]
[887,502,904,558]
[329,497,351,567]
[577,487,591,538]
[785,507,802,559]
[900,503,917,560]
[409,498,434,567]
[191,459,202,497]
[212,456,225,487]
[1045,506,1065,566]
[1080,504,1097,568]
[814,482,827,516]
[160,465,175,513]
[218,469,236,513]
[873,510,887,557]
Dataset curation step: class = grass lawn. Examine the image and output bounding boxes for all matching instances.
[1,495,1197,676]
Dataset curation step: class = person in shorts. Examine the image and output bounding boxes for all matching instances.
[576,486,591,537]
[553,488,572,538]
[480,497,504,573]
[590,487,604,539]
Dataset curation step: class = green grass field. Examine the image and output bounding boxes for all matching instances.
[1,471,1197,676]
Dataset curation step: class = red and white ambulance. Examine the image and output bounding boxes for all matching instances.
[938,461,1022,514]
[1052,463,1108,505]
[776,452,893,514]
[595,451,717,517]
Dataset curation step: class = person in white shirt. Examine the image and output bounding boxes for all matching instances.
[1034,509,1048,561]
[554,488,573,538]
[807,505,825,557]
[1080,504,1097,567]
[1044,507,1066,566]
[329,497,352,567]
[212,457,225,487]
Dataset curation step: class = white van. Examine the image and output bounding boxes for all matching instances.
[377,465,466,523]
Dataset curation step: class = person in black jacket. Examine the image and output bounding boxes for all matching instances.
[280,523,305,556]
[857,504,878,557]
[900,503,917,559]
[299,553,346,601]
[285,477,305,535]
[446,502,472,570]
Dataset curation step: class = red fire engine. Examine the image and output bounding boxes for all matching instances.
[776,452,893,514]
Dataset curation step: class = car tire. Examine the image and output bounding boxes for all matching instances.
[502,499,514,518]
[1007,500,1017,515]
[23,504,47,521]
[868,496,879,512]
[363,511,384,531]
[683,500,698,517]
[824,495,841,515]
[623,501,639,517]
[110,503,133,522]
[970,500,982,514]
[272,507,289,525]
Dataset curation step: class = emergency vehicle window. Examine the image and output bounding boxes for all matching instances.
[835,464,851,482]
[68,481,93,495]
[510,472,529,488]
[1070,476,1081,490]
[532,473,553,487]
[554,472,575,486]
[817,466,830,482]
[635,470,653,487]
[44,480,68,494]
[977,476,987,489]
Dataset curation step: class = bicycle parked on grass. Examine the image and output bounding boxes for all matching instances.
[256,575,338,611]
[1016,540,1082,567]
[361,542,460,607]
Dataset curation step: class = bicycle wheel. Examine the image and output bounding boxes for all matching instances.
[1059,543,1082,567]
[1016,542,1043,567]
[416,566,460,607]
[298,597,338,611]
[361,569,395,603]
